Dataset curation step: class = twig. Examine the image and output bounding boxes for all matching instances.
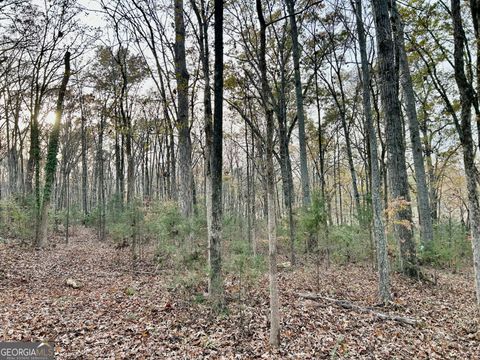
[298,292,423,327]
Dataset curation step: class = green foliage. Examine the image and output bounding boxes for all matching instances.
[420,220,471,269]
[106,207,137,244]
[357,195,373,227]
[297,192,373,263]
[298,191,329,253]
[224,237,266,282]
[55,203,82,228]
[329,225,371,263]
[124,286,136,296]
[300,192,328,235]
[193,292,206,304]
[84,206,100,227]
[145,201,188,242]
[144,201,208,270]
[0,196,36,241]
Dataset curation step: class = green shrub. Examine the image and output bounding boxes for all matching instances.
[144,200,206,269]
[420,220,471,269]
[102,199,145,247]
[144,200,187,242]
[329,224,371,263]
[298,191,328,253]
[0,196,35,241]
[55,203,82,230]
[226,238,265,273]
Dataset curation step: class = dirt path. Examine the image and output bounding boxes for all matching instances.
[0,228,479,359]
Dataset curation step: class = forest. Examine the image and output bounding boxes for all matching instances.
[0,0,480,358]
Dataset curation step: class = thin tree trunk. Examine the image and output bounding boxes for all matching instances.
[286,0,310,207]
[80,93,88,219]
[257,0,280,347]
[208,0,225,308]
[353,0,390,303]
[451,0,480,304]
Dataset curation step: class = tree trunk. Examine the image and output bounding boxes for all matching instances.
[35,51,71,248]
[340,110,362,220]
[371,0,418,277]
[353,0,390,303]
[391,0,434,248]
[174,0,194,219]
[98,110,106,241]
[257,0,280,347]
[285,0,310,207]
[80,94,88,219]
[276,36,296,264]
[208,0,225,308]
[451,0,480,304]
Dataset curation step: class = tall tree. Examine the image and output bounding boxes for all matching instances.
[257,0,280,347]
[190,0,214,265]
[285,0,310,207]
[208,0,224,308]
[391,0,434,248]
[371,0,418,277]
[79,88,88,219]
[174,0,194,219]
[35,51,71,248]
[451,0,480,304]
[353,0,390,303]
[469,0,480,151]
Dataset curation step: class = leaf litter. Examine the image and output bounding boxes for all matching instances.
[0,228,479,359]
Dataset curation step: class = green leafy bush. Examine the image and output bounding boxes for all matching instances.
[0,196,35,241]
[329,224,371,263]
[420,220,471,270]
[298,191,328,253]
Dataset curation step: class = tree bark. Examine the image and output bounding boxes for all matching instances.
[257,0,280,347]
[208,0,225,309]
[391,0,434,248]
[174,0,194,219]
[80,93,88,219]
[451,0,480,304]
[285,0,310,207]
[35,51,71,248]
[371,0,418,277]
[353,0,390,303]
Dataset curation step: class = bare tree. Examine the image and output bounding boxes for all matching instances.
[285,0,310,207]
[36,51,71,248]
[451,0,480,304]
[353,0,390,303]
[371,0,418,277]
[391,0,434,247]
[208,0,225,308]
[174,0,194,220]
[257,0,280,347]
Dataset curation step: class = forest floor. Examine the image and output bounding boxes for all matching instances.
[1,227,479,359]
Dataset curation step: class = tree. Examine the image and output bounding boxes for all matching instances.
[352,0,390,303]
[256,0,280,347]
[285,0,310,207]
[174,0,194,220]
[371,0,418,277]
[451,0,480,304]
[391,0,434,248]
[35,51,71,248]
[208,0,225,308]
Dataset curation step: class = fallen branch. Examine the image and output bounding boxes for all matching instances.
[298,292,422,327]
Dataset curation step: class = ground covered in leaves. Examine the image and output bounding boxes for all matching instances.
[1,228,479,359]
